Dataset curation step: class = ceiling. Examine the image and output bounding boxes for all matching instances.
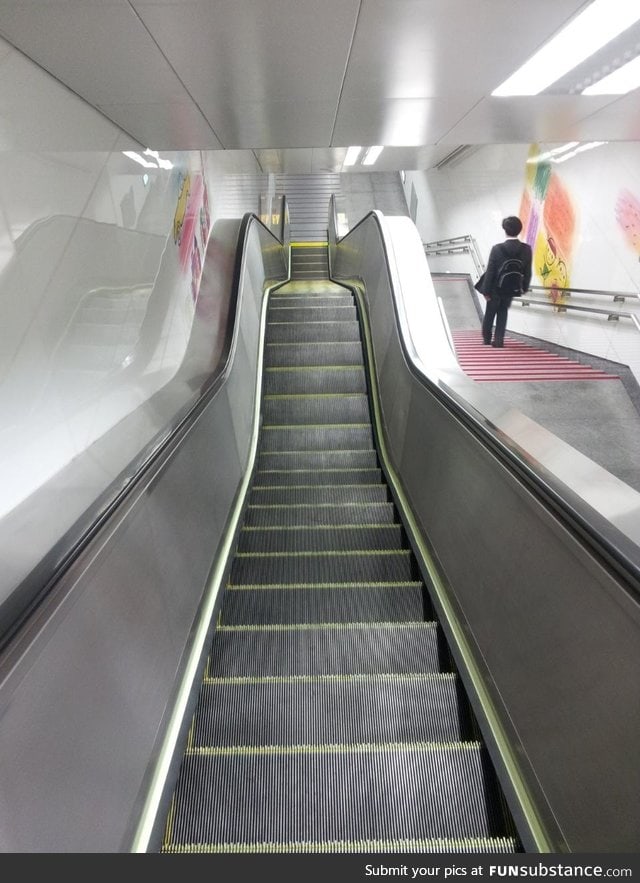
[1,0,640,172]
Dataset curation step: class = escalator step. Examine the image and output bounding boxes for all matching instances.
[207,622,445,677]
[229,550,417,585]
[264,342,364,368]
[268,291,355,311]
[257,449,377,470]
[219,583,433,624]
[259,424,374,451]
[189,674,472,746]
[265,321,361,344]
[263,366,367,395]
[162,743,515,850]
[267,304,357,321]
[163,837,519,854]
[243,502,397,527]
[248,484,387,506]
[252,468,383,487]
[262,393,370,425]
[237,524,404,552]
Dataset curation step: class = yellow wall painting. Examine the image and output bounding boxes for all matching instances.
[615,189,640,255]
[519,144,577,305]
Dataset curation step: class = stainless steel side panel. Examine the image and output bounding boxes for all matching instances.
[0,218,285,852]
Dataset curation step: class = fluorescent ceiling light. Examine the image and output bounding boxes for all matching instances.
[551,141,607,162]
[526,140,607,164]
[526,142,579,163]
[343,146,362,166]
[123,150,157,169]
[122,149,174,170]
[362,146,384,166]
[581,54,640,94]
[492,0,640,96]
[144,148,173,170]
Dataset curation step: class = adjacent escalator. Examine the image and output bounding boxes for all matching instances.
[159,278,522,854]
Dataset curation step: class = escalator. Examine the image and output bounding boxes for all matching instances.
[158,277,522,854]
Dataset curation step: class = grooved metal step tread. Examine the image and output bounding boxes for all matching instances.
[265,321,361,344]
[229,549,417,585]
[162,743,513,849]
[219,582,433,624]
[263,366,367,395]
[252,467,383,487]
[262,394,370,425]
[162,836,520,854]
[248,484,387,506]
[267,305,356,320]
[257,449,377,470]
[237,524,403,552]
[264,341,365,368]
[206,621,445,677]
[259,425,374,451]
[188,674,472,747]
[244,501,398,527]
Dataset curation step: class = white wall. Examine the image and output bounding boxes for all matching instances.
[404,142,640,294]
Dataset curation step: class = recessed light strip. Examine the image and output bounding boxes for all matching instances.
[362,145,384,165]
[343,146,362,166]
[582,54,640,94]
[492,0,640,96]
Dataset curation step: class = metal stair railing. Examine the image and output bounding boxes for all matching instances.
[423,234,485,277]
[425,234,640,328]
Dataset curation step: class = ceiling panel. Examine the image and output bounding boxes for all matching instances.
[95,100,223,150]
[341,0,590,100]
[570,92,640,141]
[0,0,191,104]
[0,44,124,150]
[443,95,619,144]
[332,96,481,146]
[132,0,360,102]
[0,0,638,169]
[193,98,338,150]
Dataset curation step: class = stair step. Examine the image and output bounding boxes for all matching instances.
[259,425,374,451]
[243,501,398,527]
[265,321,361,344]
[219,583,433,625]
[263,366,367,395]
[162,743,514,850]
[206,621,446,677]
[189,674,472,746]
[248,483,387,506]
[252,468,383,487]
[257,449,377,470]
[230,549,416,586]
[262,393,370,425]
[264,341,365,368]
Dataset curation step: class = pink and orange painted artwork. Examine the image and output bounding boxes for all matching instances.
[520,145,577,304]
[615,189,640,255]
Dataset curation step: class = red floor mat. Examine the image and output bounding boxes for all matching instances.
[452,331,619,382]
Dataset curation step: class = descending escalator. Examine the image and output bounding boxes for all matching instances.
[159,277,523,854]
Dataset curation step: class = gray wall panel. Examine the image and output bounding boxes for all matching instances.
[0,217,286,852]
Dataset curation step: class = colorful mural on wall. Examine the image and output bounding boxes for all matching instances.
[519,145,577,305]
[615,189,640,256]
[171,160,211,314]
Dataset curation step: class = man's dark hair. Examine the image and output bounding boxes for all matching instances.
[502,216,523,237]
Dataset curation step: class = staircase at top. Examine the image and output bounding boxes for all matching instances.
[275,173,341,280]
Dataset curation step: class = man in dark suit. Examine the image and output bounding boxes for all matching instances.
[480,216,532,347]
